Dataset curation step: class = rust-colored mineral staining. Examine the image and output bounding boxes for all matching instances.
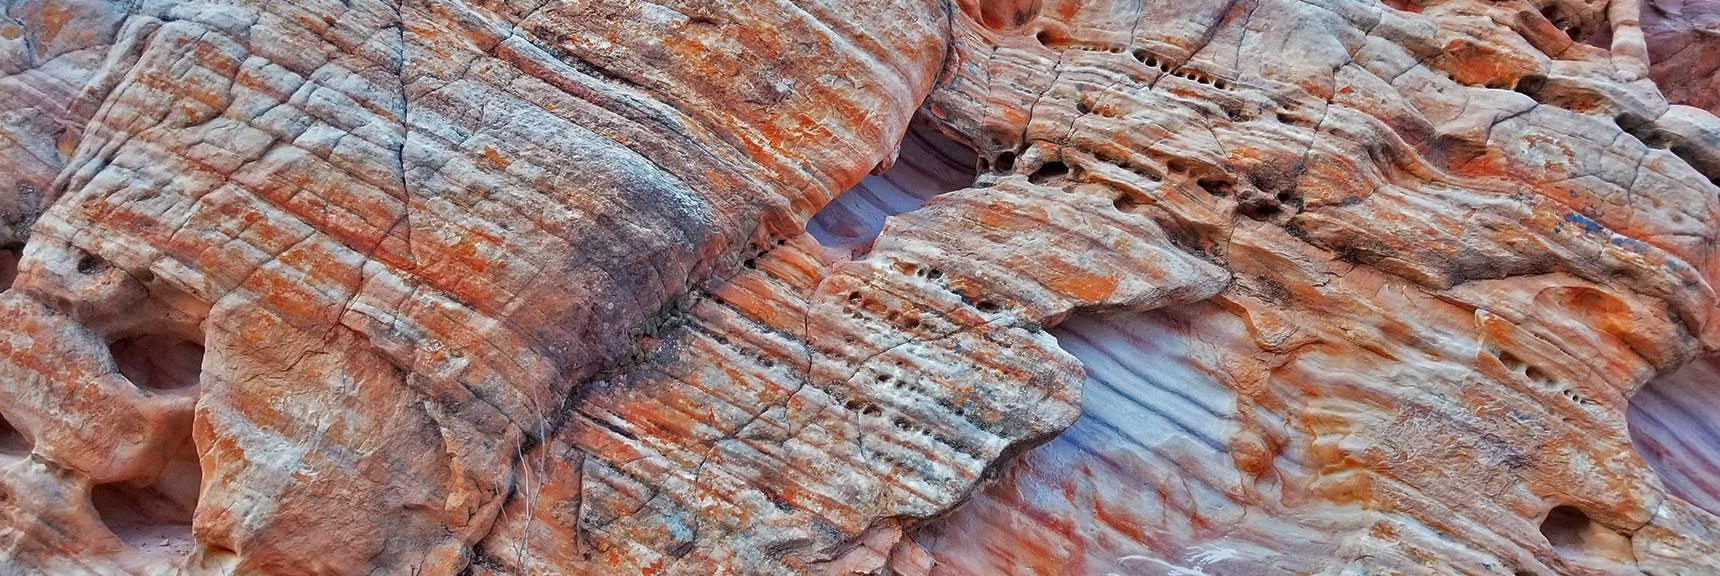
[2,0,1720,575]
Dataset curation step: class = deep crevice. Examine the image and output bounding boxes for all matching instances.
[808,123,980,254]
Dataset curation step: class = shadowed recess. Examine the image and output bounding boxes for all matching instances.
[1538,505,1636,572]
[95,331,204,556]
[91,438,201,559]
[809,124,978,254]
[0,412,29,459]
[1627,358,1720,516]
[110,335,205,392]
[0,243,20,291]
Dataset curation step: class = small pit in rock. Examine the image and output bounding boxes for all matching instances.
[809,124,979,255]
[110,334,205,392]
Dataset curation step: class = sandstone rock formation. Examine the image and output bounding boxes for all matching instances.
[2,0,1720,575]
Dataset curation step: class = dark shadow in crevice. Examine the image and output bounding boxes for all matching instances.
[0,411,31,459]
[1028,161,1069,185]
[0,243,21,291]
[809,123,980,255]
[1614,113,1720,188]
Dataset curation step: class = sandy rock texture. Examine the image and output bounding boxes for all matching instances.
[1,0,1719,575]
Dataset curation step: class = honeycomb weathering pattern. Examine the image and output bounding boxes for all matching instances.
[0,0,1719,575]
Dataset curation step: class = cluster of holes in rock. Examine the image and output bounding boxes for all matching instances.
[841,285,934,332]
[827,267,1023,457]
[694,319,786,373]
[1497,350,1599,408]
[1021,104,1312,218]
[714,123,1047,466]
[1135,49,1233,90]
[905,261,1004,316]
[700,253,1002,457]
[700,239,1003,460]
[842,290,931,330]
[1035,31,1237,92]
[684,289,805,376]
[988,36,1332,222]
[827,367,990,462]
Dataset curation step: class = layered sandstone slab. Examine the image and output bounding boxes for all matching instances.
[2,0,1720,575]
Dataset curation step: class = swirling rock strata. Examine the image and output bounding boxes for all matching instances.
[902,0,1720,574]
[1,0,1720,575]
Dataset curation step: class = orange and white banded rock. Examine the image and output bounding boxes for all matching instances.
[1,0,1719,575]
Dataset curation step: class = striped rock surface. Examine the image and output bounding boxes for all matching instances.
[1,0,1720,575]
